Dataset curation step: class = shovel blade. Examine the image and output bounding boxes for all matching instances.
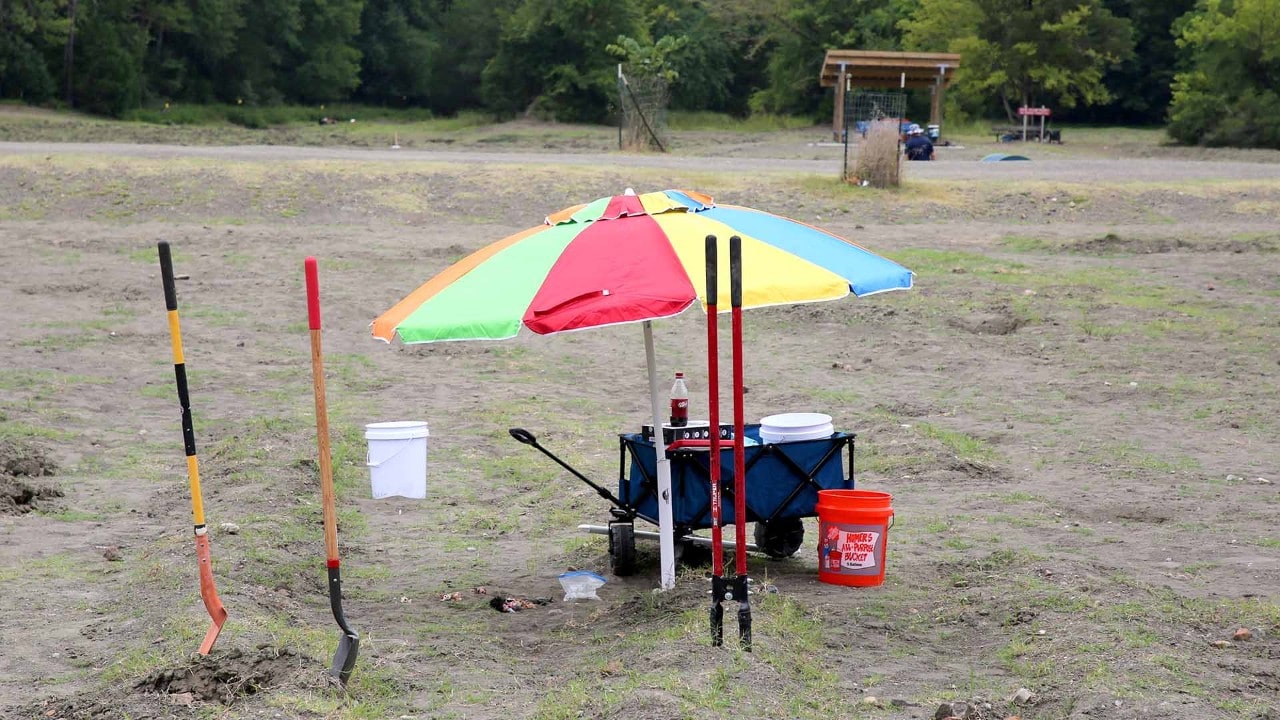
[194,533,227,655]
[331,631,360,684]
[327,565,360,684]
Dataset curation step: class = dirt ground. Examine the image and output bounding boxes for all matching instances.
[0,119,1278,720]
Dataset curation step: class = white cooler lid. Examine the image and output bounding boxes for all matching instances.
[760,412,832,432]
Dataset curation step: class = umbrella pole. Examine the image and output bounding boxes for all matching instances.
[644,321,677,590]
[705,235,725,646]
[729,235,752,651]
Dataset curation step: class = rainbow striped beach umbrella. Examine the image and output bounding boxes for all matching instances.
[372,189,911,341]
[372,189,913,588]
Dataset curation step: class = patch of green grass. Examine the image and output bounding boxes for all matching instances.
[1179,561,1219,576]
[999,491,1041,503]
[807,388,862,408]
[0,369,111,392]
[324,353,391,394]
[998,235,1055,252]
[667,111,816,132]
[0,420,76,442]
[854,439,933,476]
[995,637,1053,679]
[0,553,96,584]
[99,617,206,683]
[37,508,104,522]
[1085,441,1201,474]
[890,248,1027,278]
[915,422,998,461]
[988,512,1048,529]
[184,305,248,328]
[1075,310,1126,338]
[126,245,184,265]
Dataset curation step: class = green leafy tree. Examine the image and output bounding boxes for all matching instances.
[0,0,68,101]
[137,0,245,102]
[607,34,685,82]
[902,0,1134,120]
[481,0,644,123]
[752,0,918,116]
[1168,0,1280,147]
[71,0,148,115]
[289,0,364,102]
[425,0,518,114]
[1072,0,1196,124]
[135,0,194,98]
[634,0,752,114]
[227,0,302,103]
[356,0,438,105]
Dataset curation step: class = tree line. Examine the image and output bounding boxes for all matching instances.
[1,0,1276,147]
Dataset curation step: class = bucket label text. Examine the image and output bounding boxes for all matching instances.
[837,530,879,569]
[821,522,881,572]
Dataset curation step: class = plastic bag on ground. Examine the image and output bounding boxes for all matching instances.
[558,570,606,601]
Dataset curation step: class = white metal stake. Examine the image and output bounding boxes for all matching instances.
[643,320,677,590]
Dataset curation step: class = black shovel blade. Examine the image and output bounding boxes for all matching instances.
[332,630,359,684]
[328,566,360,684]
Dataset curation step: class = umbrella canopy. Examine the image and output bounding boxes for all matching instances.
[372,189,913,590]
[371,189,912,343]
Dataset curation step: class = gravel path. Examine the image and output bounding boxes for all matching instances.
[5,140,1280,183]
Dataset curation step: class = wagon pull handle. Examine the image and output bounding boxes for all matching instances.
[509,428,538,445]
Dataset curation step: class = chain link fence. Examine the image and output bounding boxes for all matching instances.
[617,67,669,152]
[843,91,907,184]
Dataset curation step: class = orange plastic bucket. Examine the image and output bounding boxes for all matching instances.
[815,489,894,587]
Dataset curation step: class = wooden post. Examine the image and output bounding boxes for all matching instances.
[833,64,847,142]
[930,65,946,142]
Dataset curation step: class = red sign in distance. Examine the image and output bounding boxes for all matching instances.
[1018,106,1052,117]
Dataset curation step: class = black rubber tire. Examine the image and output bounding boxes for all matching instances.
[676,539,712,568]
[754,518,805,559]
[609,523,636,576]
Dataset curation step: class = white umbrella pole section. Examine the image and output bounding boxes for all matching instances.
[643,321,677,590]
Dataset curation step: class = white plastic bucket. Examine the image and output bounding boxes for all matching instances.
[759,412,834,443]
[365,421,428,499]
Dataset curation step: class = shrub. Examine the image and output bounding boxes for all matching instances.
[850,119,901,188]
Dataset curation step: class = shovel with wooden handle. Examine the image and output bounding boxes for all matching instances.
[305,257,360,684]
[158,241,228,655]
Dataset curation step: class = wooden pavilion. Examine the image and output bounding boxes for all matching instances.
[819,50,962,141]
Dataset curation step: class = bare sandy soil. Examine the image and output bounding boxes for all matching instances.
[0,126,1278,720]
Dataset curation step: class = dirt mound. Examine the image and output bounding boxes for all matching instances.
[1073,233,1278,255]
[945,457,1010,480]
[135,646,315,705]
[12,648,319,718]
[0,439,62,514]
[874,401,938,418]
[947,309,1024,335]
[0,475,64,514]
[0,438,58,477]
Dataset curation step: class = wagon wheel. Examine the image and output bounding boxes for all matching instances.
[676,536,712,568]
[608,522,636,576]
[754,518,805,559]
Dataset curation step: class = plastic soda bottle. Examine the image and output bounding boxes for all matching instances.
[669,372,689,427]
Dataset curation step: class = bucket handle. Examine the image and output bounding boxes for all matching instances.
[888,512,894,530]
[367,438,424,469]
